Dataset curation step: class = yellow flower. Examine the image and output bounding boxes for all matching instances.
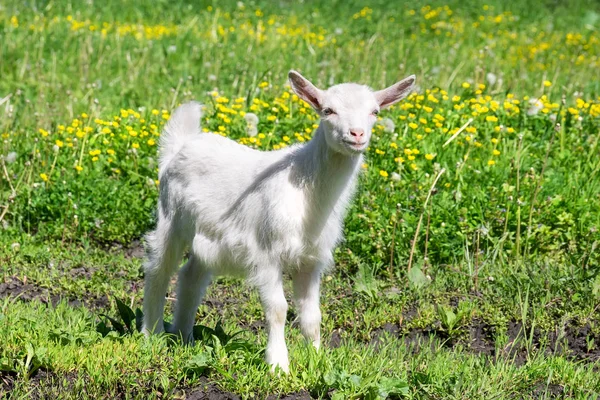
[89,149,101,156]
[462,82,471,89]
[410,163,418,170]
[491,138,499,144]
[152,109,159,115]
[493,149,501,156]
[390,142,398,149]
[506,127,515,133]
[40,173,49,182]
[283,136,290,142]
[452,95,461,102]
[543,80,552,87]
[132,143,140,149]
[267,115,276,122]
[147,138,156,146]
[55,140,64,148]
[485,115,498,122]
[75,165,83,172]
[408,122,418,129]
[425,153,435,160]
[487,160,496,166]
[258,81,269,88]
[39,128,49,137]
[375,149,385,155]
[107,149,116,155]
[379,170,389,178]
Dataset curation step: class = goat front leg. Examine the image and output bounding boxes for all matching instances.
[292,265,322,350]
[256,268,289,373]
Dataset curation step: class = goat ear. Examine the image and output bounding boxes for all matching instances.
[288,70,323,111]
[375,75,416,109]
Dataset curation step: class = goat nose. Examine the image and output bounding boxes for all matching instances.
[349,128,364,138]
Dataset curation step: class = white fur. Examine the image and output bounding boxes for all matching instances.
[142,71,415,373]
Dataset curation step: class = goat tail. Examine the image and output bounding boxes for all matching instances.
[159,101,203,171]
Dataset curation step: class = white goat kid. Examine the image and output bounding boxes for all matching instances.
[142,70,416,373]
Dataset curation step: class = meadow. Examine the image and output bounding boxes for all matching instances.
[1,0,600,398]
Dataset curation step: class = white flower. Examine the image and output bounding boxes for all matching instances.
[335,28,343,35]
[247,125,258,137]
[208,74,217,81]
[11,242,20,251]
[486,72,497,86]
[391,172,401,182]
[167,45,177,53]
[527,98,543,116]
[244,112,259,126]
[380,117,395,133]
[5,152,17,164]
[53,145,60,153]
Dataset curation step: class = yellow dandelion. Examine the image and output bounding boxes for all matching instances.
[40,173,49,182]
[425,153,435,160]
[487,160,496,166]
[543,80,552,87]
[379,170,389,178]
[493,149,501,156]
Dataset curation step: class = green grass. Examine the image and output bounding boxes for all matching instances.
[1,0,600,398]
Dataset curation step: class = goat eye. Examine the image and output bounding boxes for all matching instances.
[322,108,334,116]
[372,110,379,116]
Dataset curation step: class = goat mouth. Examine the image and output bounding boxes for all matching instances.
[342,139,367,150]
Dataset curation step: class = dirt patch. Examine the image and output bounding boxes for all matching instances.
[530,382,564,398]
[0,276,109,310]
[503,321,600,364]
[0,371,16,395]
[468,320,496,356]
[108,239,146,259]
[179,377,241,400]
[370,323,401,349]
[267,390,313,399]
[329,329,343,348]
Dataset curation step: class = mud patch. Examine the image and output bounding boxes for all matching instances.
[0,276,109,310]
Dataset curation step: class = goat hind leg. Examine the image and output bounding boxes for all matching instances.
[142,225,184,335]
[171,256,212,344]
